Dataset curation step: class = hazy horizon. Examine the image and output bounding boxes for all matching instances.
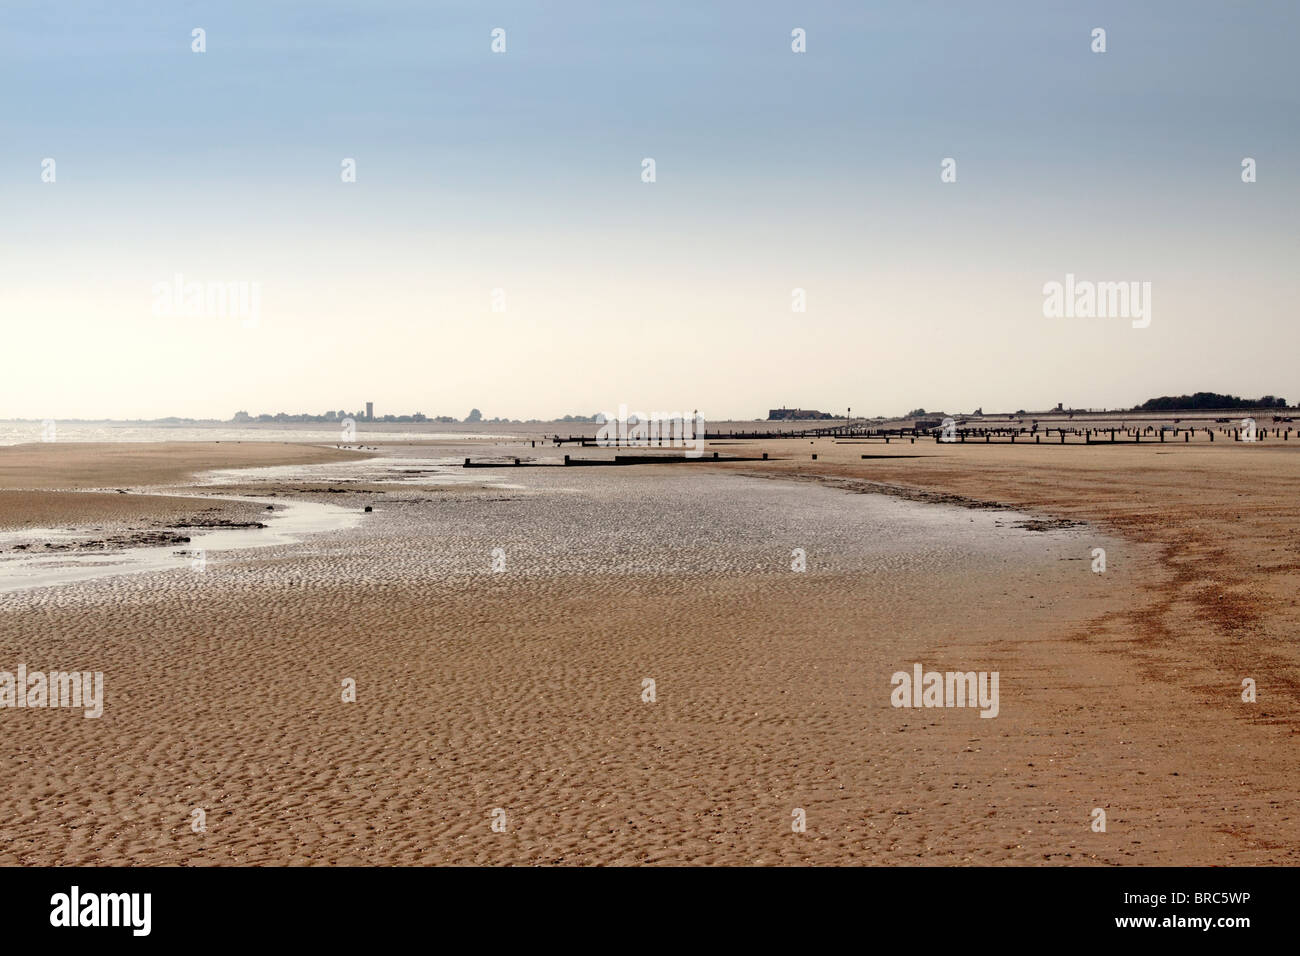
[2,383,1294,427]
[5,0,1297,420]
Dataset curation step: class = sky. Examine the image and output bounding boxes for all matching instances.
[2,0,1297,421]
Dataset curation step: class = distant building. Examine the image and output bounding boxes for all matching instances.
[365,402,374,421]
[768,407,833,421]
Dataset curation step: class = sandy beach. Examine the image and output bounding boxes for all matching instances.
[9,5,1299,940]
[0,435,1295,865]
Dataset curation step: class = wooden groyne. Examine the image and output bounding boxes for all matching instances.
[467,423,1295,468]
[932,424,1293,444]
[549,421,1295,446]
[464,453,775,468]
[551,425,928,446]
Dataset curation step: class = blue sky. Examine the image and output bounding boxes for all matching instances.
[3,1,1297,419]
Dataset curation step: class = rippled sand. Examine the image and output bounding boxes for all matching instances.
[0,438,1296,865]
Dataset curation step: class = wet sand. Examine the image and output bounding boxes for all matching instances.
[0,442,374,536]
[0,438,1296,865]
[0,441,372,492]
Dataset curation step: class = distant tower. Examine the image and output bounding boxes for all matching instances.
[366,402,374,421]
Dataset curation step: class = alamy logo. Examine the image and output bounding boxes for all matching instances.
[1042,273,1151,328]
[890,663,999,718]
[0,665,103,718]
[152,273,261,328]
[50,886,151,936]
[595,405,705,457]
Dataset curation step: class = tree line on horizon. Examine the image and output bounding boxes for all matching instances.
[1134,392,1287,411]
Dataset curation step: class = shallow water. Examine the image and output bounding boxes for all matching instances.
[197,454,522,490]
[0,447,1107,603]
[0,495,362,593]
[347,467,1096,579]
